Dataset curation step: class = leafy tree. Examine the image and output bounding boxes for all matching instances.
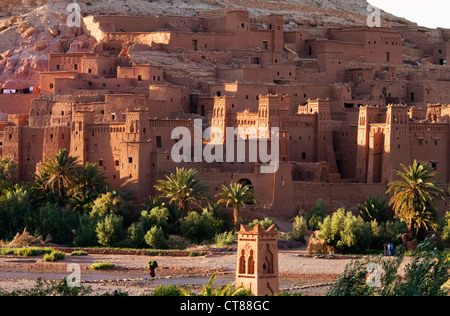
[140,206,171,238]
[73,214,98,247]
[141,196,180,233]
[246,218,277,230]
[127,221,146,248]
[291,216,308,242]
[29,203,77,244]
[369,220,407,250]
[180,210,218,244]
[90,191,129,221]
[96,214,123,247]
[304,198,326,230]
[0,157,17,191]
[387,160,445,240]
[0,185,32,239]
[144,226,168,249]
[318,208,372,254]
[154,168,209,217]
[216,182,256,230]
[358,196,389,223]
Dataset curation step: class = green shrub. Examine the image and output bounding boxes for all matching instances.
[246,218,277,230]
[70,251,88,256]
[73,214,98,247]
[31,203,77,245]
[327,237,450,296]
[370,220,407,250]
[14,247,53,257]
[319,208,371,254]
[215,231,237,246]
[151,284,190,296]
[0,185,32,240]
[0,248,14,255]
[127,221,146,248]
[0,278,92,296]
[290,216,308,242]
[144,226,168,249]
[43,250,65,262]
[179,211,217,244]
[139,206,171,238]
[442,211,450,243]
[189,251,205,257]
[304,199,326,231]
[90,192,129,221]
[89,262,115,270]
[96,214,124,247]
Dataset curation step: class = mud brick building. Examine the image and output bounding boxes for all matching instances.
[1,9,450,216]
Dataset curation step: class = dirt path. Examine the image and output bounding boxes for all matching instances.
[0,249,352,295]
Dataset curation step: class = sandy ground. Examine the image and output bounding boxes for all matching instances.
[0,249,352,296]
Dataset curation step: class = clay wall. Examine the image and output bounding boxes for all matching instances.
[149,119,193,154]
[407,81,450,106]
[217,67,274,83]
[148,85,190,116]
[86,122,124,189]
[332,122,358,180]
[0,94,37,118]
[280,113,316,162]
[329,27,403,64]
[209,82,269,113]
[82,57,118,78]
[408,122,449,183]
[39,72,80,94]
[48,53,97,72]
[293,181,388,213]
[271,64,296,81]
[433,42,450,65]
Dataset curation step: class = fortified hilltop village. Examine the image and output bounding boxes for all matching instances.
[0,0,450,219]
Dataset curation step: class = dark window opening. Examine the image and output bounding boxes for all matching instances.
[156,136,162,148]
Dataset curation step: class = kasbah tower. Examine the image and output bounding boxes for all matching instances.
[0,2,450,230]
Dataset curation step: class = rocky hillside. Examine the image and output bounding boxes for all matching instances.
[0,0,412,90]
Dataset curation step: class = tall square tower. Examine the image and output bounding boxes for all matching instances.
[236,224,279,296]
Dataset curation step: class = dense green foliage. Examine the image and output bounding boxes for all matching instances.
[327,237,450,296]
[0,154,446,259]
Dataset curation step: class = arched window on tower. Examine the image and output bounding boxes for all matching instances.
[247,250,255,274]
[239,249,246,274]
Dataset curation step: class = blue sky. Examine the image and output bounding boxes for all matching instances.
[368,0,450,29]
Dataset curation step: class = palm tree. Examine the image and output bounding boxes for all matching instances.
[200,273,250,296]
[358,195,389,223]
[154,168,209,217]
[72,162,108,198]
[39,149,79,204]
[67,162,108,214]
[216,182,256,230]
[387,160,444,240]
